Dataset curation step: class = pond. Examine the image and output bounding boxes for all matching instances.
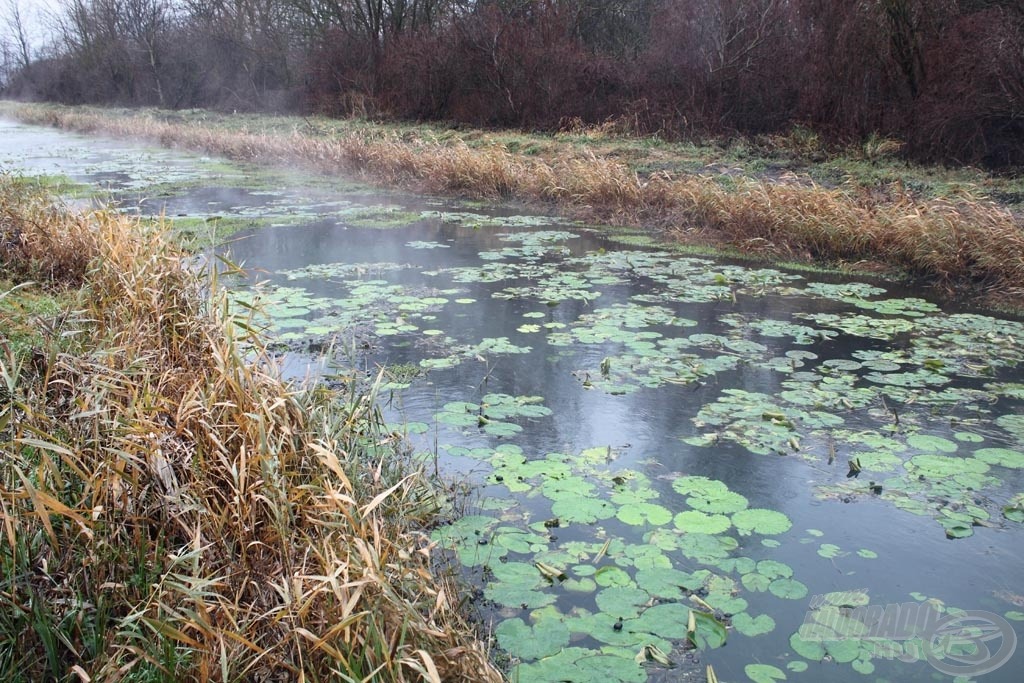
[3,117,1023,683]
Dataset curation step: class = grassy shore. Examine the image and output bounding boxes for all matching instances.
[0,177,501,682]
[3,101,1024,306]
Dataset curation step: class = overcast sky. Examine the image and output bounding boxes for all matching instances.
[4,0,63,48]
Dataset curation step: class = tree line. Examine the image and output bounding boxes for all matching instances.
[3,0,1023,167]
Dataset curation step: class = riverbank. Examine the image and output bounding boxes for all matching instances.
[2,101,1023,308]
[0,177,501,682]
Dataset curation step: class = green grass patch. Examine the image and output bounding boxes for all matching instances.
[154,215,306,250]
[0,281,73,359]
[8,173,97,200]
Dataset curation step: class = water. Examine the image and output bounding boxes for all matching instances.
[3,117,1023,683]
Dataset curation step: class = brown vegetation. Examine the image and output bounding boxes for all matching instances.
[0,175,502,682]
[6,103,1023,304]
[4,102,1019,305]
[0,179,97,286]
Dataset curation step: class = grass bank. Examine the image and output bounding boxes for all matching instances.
[0,177,501,682]
[2,102,1023,305]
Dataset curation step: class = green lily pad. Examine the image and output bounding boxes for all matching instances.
[678,533,740,563]
[790,631,827,660]
[691,610,729,649]
[673,510,732,534]
[617,502,673,527]
[635,567,708,599]
[769,579,809,600]
[551,497,616,524]
[490,560,543,584]
[907,434,959,452]
[741,573,772,592]
[906,454,989,480]
[733,613,776,637]
[756,560,794,580]
[825,638,862,663]
[495,616,570,660]
[851,657,875,674]
[954,431,986,443]
[732,509,793,536]
[817,543,842,559]
[720,557,757,575]
[492,530,549,555]
[997,413,1024,441]
[595,587,651,619]
[485,583,557,609]
[672,476,749,513]
[1005,495,1024,522]
[745,664,786,682]
[543,476,597,501]
[510,646,646,683]
[594,566,634,588]
[633,603,693,640]
[974,448,1024,469]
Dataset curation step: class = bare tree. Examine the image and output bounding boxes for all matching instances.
[2,0,32,70]
[122,0,174,105]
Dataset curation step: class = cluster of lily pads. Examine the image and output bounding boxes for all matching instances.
[216,216,1024,682]
[431,435,808,681]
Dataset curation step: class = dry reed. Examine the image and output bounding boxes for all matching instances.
[0,176,501,682]
[4,102,1023,301]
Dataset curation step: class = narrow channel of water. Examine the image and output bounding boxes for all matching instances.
[4,117,1022,683]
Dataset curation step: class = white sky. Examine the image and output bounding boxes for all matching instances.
[3,0,63,48]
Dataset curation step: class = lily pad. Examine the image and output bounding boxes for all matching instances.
[635,567,707,599]
[596,587,651,619]
[511,646,646,683]
[733,613,777,637]
[632,603,693,640]
[907,434,959,453]
[745,664,786,682]
[732,509,793,536]
[769,579,809,600]
[789,631,827,661]
[974,448,1024,469]
[617,502,673,527]
[673,510,732,534]
[741,573,772,592]
[485,583,558,609]
[673,476,749,514]
[495,616,570,660]
[551,497,617,524]
[594,566,634,588]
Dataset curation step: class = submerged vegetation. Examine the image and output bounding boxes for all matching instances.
[0,177,500,681]
[3,102,1022,307]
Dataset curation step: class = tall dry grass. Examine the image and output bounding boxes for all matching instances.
[0,176,501,682]
[4,103,1024,300]
[0,178,98,287]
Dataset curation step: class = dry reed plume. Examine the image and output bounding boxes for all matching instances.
[0,176,501,682]
[4,103,1024,301]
